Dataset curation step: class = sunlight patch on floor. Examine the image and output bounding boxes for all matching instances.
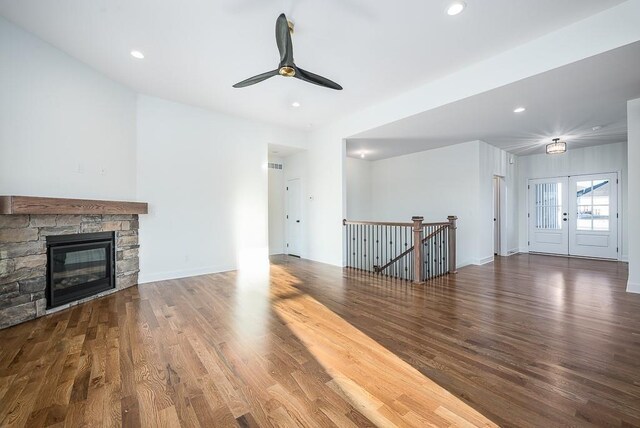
[269,265,498,428]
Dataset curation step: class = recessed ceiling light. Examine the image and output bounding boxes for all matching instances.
[592,125,603,131]
[291,101,301,108]
[360,153,365,159]
[513,107,526,113]
[130,50,145,59]
[447,1,466,16]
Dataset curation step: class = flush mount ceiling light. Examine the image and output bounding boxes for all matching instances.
[447,1,466,16]
[130,50,144,59]
[546,138,567,155]
[513,107,526,113]
[360,153,365,159]
[291,101,301,108]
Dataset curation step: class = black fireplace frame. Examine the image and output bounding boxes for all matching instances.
[46,231,115,309]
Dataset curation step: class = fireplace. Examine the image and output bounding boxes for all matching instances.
[46,232,115,308]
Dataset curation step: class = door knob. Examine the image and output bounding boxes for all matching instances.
[296,220,300,223]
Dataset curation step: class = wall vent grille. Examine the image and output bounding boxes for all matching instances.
[268,163,283,170]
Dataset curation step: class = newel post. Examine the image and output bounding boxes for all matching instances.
[412,216,424,283]
[448,215,458,274]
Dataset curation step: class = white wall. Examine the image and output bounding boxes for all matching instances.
[368,142,481,267]
[517,142,628,259]
[628,99,640,292]
[0,17,137,200]
[346,158,372,220]
[136,95,306,282]
[268,157,285,255]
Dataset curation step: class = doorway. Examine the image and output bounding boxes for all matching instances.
[286,178,302,257]
[493,176,501,256]
[528,172,618,259]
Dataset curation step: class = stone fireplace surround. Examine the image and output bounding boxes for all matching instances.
[0,196,148,329]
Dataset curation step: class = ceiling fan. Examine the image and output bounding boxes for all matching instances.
[233,13,343,90]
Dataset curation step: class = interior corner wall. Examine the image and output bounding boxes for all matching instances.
[346,157,372,220]
[478,142,517,262]
[0,16,137,200]
[517,142,628,258]
[136,95,307,283]
[268,156,285,255]
[368,142,481,268]
[628,98,640,293]
[301,130,344,266]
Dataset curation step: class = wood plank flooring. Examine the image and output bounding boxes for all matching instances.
[0,254,638,427]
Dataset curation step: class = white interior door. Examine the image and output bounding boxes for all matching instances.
[529,177,569,255]
[493,177,500,255]
[569,173,618,259]
[286,179,302,257]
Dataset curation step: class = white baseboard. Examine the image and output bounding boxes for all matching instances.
[627,280,640,294]
[506,248,520,256]
[139,264,236,284]
[519,247,529,254]
[620,255,629,262]
[474,255,495,265]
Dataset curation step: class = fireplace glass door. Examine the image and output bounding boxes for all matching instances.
[47,232,115,308]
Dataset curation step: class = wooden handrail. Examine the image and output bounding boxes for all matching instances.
[423,225,448,243]
[422,221,450,227]
[375,247,414,273]
[343,219,414,227]
[374,224,448,274]
[342,219,448,227]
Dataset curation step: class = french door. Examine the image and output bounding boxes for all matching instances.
[528,173,618,259]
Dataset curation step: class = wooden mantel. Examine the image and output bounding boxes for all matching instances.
[0,196,148,215]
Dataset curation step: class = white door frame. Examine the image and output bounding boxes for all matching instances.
[493,175,508,256]
[527,171,621,260]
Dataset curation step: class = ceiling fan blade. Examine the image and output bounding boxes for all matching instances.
[233,70,279,88]
[295,67,343,90]
[276,13,294,66]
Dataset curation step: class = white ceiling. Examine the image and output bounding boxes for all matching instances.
[0,0,626,130]
[347,41,640,160]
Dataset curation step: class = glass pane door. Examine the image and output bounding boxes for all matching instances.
[569,173,617,259]
[528,177,569,255]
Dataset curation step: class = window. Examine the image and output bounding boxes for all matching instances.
[576,180,610,231]
[535,183,562,230]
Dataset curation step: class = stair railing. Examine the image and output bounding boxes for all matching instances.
[343,215,457,283]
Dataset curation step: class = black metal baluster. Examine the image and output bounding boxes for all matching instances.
[357,224,360,270]
[439,228,442,277]
[376,225,380,273]
[364,225,367,271]
[369,225,372,272]
[392,226,396,278]
[347,224,351,267]
[436,228,440,277]
[445,227,449,274]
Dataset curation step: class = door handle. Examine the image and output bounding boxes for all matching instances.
[296,220,300,223]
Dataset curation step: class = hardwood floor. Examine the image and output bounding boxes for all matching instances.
[0,254,638,427]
